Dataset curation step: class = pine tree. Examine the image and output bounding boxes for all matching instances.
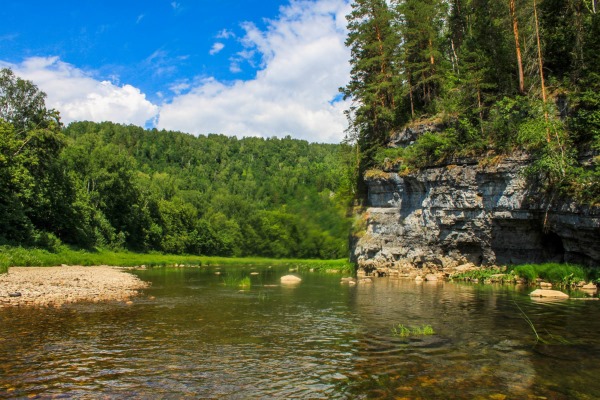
[393,0,447,117]
[342,0,400,198]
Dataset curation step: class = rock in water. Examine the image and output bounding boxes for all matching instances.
[529,289,569,299]
[280,275,302,284]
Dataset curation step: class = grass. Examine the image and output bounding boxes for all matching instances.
[0,245,354,274]
[514,301,571,345]
[510,263,587,286]
[391,323,435,338]
[450,267,513,283]
[222,272,252,288]
[450,263,592,287]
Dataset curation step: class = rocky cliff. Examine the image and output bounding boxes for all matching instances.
[352,153,600,277]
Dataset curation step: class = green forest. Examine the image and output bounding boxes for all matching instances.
[2,0,599,263]
[342,0,599,204]
[0,68,352,259]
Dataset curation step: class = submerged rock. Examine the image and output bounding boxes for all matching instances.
[529,289,569,299]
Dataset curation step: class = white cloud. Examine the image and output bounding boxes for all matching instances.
[0,0,352,143]
[169,81,190,95]
[209,42,225,55]
[158,0,352,143]
[216,29,235,39]
[1,57,158,126]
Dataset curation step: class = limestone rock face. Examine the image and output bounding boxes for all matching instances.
[352,154,600,276]
[389,123,442,148]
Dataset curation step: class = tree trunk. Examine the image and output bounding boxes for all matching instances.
[408,71,415,118]
[533,0,550,142]
[476,82,484,136]
[509,0,525,94]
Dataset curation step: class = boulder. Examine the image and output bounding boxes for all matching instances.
[529,289,569,299]
[280,275,302,284]
[424,274,438,282]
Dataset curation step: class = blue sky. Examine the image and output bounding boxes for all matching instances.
[0,0,351,143]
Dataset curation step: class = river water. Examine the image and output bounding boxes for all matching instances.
[1,266,600,399]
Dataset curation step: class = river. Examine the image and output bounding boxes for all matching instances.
[1,266,600,399]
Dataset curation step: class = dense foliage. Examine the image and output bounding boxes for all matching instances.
[0,68,352,259]
[342,0,600,204]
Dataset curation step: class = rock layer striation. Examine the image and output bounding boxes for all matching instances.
[352,154,600,276]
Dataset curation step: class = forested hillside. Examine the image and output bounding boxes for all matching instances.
[342,0,599,204]
[0,68,352,259]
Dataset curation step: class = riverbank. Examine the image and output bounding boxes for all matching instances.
[0,266,149,308]
[0,246,353,274]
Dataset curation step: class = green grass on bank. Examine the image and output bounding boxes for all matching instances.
[451,262,595,286]
[0,246,354,274]
[511,263,589,286]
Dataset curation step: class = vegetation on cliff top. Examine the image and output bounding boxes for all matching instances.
[342,0,600,205]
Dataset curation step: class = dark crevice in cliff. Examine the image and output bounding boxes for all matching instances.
[353,154,600,274]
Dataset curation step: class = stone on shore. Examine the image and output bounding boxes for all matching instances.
[529,289,569,299]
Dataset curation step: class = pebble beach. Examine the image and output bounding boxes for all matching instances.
[0,266,149,308]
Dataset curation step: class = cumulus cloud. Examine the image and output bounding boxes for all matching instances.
[1,57,158,126]
[157,0,351,143]
[0,0,352,143]
[209,42,225,55]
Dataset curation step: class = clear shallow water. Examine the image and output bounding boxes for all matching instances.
[1,266,600,399]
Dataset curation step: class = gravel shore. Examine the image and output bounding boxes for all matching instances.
[0,266,150,308]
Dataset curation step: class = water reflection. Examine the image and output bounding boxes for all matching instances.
[1,268,600,399]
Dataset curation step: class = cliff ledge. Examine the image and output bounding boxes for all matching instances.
[352,153,600,276]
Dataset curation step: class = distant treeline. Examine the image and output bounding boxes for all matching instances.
[0,68,352,258]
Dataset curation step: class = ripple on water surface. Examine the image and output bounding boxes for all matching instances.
[1,268,600,399]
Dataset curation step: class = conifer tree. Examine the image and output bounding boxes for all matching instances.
[393,0,447,116]
[342,0,400,197]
